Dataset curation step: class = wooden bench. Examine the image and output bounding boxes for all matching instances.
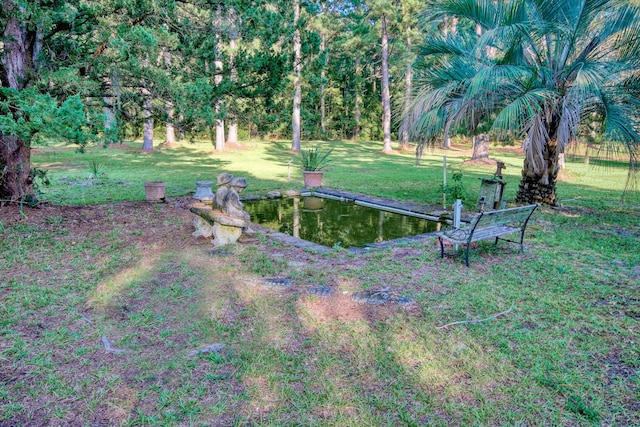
[436,204,539,266]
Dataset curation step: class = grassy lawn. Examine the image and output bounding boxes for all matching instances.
[1,139,638,426]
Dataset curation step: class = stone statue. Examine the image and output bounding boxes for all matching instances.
[190,172,252,246]
[223,177,250,222]
[214,172,234,209]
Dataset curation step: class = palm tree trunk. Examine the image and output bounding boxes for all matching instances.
[516,142,559,205]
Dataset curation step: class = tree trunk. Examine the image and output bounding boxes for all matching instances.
[142,89,154,151]
[399,34,412,151]
[0,133,34,202]
[584,143,590,165]
[214,4,225,151]
[291,0,302,152]
[0,5,36,201]
[471,134,489,160]
[166,121,176,145]
[381,14,392,154]
[165,102,177,145]
[103,96,118,145]
[320,33,328,137]
[442,134,451,149]
[516,142,559,205]
[225,7,239,145]
[354,57,362,139]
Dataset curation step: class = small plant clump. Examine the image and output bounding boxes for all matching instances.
[440,168,467,202]
[299,145,333,171]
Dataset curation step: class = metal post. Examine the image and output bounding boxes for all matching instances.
[453,199,462,229]
[453,199,462,251]
[443,156,447,209]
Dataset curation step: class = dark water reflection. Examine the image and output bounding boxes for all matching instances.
[244,196,440,248]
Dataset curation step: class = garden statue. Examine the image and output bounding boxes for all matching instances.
[223,177,250,222]
[190,172,252,246]
[214,172,234,209]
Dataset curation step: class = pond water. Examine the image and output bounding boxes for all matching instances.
[244,196,441,248]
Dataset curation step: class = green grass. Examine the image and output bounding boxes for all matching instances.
[33,139,637,209]
[0,138,638,425]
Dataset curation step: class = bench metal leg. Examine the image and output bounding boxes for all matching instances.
[438,237,445,258]
[465,243,471,267]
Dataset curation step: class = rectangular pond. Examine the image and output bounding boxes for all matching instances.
[244,195,443,248]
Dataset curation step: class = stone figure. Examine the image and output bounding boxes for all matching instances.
[223,177,250,222]
[190,172,253,246]
[214,172,234,209]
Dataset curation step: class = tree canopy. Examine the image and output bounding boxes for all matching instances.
[2,0,640,204]
[405,0,640,204]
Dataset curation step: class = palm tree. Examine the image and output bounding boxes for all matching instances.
[405,0,640,205]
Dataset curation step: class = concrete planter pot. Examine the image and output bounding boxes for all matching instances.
[144,181,166,201]
[303,171,324,188]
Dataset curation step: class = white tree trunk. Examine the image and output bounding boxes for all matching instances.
[442,134,451,149]
[142,88,154,151]
[214,5,225,151]
[291,0,302,152]
[381,14,393,153]
[227,7,239,144]
[163,51,177,146]
[166,106,176,145]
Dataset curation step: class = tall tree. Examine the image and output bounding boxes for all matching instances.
[1,1,98,202]
[366,0,397,153]
[380,12,393,153]
[291,0,302,152]
[398,0,421,150]
[226,7,239,145]
[214,4,225,151]
[406,0,640,204]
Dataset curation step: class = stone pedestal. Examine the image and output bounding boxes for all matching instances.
[190,207,248,246]
[212,223,243,246]
[193,181,214,202]
[192,216,213,238]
